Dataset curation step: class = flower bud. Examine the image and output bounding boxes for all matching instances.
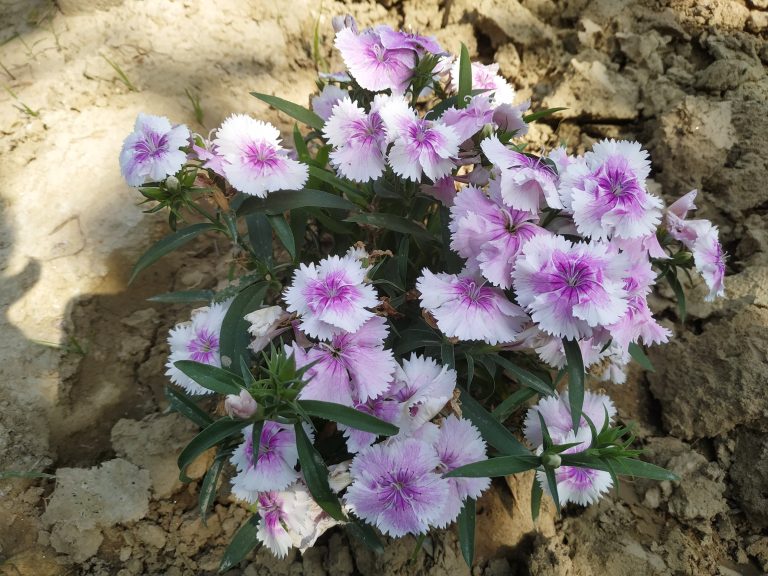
[224,389,258,419]
[332,14,357,33]
[541,453,562,468]
[165,175,180,191]
[245,306,288,353]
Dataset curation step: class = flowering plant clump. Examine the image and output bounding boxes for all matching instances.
[121,16,726,570]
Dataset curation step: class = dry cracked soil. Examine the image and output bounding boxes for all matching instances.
[1,0,767,575]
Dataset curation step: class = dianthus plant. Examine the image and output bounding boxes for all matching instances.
[121,16,726,570]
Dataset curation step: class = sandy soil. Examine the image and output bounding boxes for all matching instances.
[1,0,767,574]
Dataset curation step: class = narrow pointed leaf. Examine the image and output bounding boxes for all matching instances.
[246,212,273,262]
[199,449,228,525]
[251,91,324,130]
[666,269,687,322]
[173,360,244,395]
[490,355,554,397]
[129,223,217,284]
[164,385,213,429]
[523,107,567,123]
[298,400,399,436]
[457,498,476,567]
[269,214,296,261]
[446,454,540,478]
[147,289,214,303]
[218,514,261,572]
[177,418,246,482]
[294,423,345,521]
[345,213,440,244]
[458,388,530,456]
[457,43,472,109]
[560,453,679,481]
[543,465,560,513]
[346,520,384,554]
[308,165,361,198]
[492,387,537,422]
[562,338,585,431]
[628,342,655,372]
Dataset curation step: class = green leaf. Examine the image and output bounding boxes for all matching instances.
[218,514,261,572]
[490,355,554,397]
[164,385,214,429]
[0,469,55,480]
[129,223,217,284]
[531,475,543,521]
[458,387,530,456]
[294,423,346,521]
[426,89,490,120]
[666,269,687,322]
[289,207,308,262]
[346,520,384,555]
[523,107,567,123]
[492,387,537,422]
[563,338,585,432]
[308,165,361,198]
[177,418,246,482]
[457,498,476,567]
[446,454,541,478]
[218,282,268,369]
[246,212,273,263]
[269,214,296,261]
[560,453,679,481]
[147,289,214,303]
[457,43,472,109]
[251,91,324,130]
[238,188,356,216]
[293,123,310,161]
[173,360,244,395]
[628,342,655,372]
[393,327,442,355]
[298,400,399,436]
[345,213,440,244]
[441,342,455,369]
[199,449,227,525]
[543,465,560,512]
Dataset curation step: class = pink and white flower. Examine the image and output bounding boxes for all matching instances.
[291,316,397,406]
[340,395,401,453]
[431,416,490,527]
[334,27,416,93]
[165,300,230,395]
[421,176,457,206]
[449,60,515,105]
[346,438,449,537]
[693,224,726,301]
[513,235,629,340]
[245,305,289,353]
[213,114,308,198]
[481,136,561,212]
[441,96,495,142]
[324,97,387,182]
[450,184,542,288]
[224,389,259,419]
[380,98,460,182]
[120,113,189,186]
[312,84,348,121]
[230,422,307,498]
[417,268,527,344]
[492,100,530,136]
[564,139,663,240]
[284,253,379,340]
[389,353,457,432]
[524,390,617,447]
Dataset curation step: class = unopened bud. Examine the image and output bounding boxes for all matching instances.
[224,389,258,419]
[541,453,562,468]
[332,14,357,33]
[165,175,180,191]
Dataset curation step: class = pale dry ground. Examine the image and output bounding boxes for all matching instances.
[1,0,768,575]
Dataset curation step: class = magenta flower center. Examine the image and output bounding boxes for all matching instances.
[245,141,279,169]
[304,271,357,314]
[542,251,602,301]
[380,470,421,509]
[133,131,169,162]
[595,156,642,203]
[187,327,219,364]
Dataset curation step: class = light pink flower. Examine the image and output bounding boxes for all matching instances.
[389,353,457,432]
[441,96,495,142]
[346,438,449,537]
[120,113,189,186]
[284,254,379,340]
[431,416,490,527]
[693,224,726,301]
[312,84,348,121]
[291,316,397,406]
[324,97,387,182]
[449,60,515,105]
[230,422,307,497]
[492,100,530,136]
[417,268,526,344]
[340,396,401,453]
[450,184,543,288]
[513,235,629,340]
[380,98,460,182]
[565,139,663,240]
[165,300,230,395]
[224,390,259,419]
[334,27,415,93]
[421,176,457,206]
[214,114,308,198]
[481,135,561,212]
[524,390,617,447]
